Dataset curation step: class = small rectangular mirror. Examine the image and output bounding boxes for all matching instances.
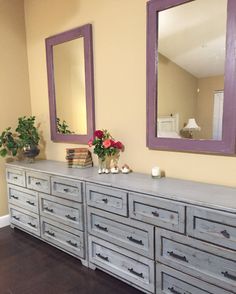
[46,24,95,144]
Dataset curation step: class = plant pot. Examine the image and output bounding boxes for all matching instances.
[22,145,40,163]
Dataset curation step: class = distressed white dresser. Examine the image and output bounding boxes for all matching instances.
[6,160,236,294]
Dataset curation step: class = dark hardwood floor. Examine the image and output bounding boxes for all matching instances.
[0,226,142,294]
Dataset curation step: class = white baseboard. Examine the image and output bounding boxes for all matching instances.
[0,214,10,228]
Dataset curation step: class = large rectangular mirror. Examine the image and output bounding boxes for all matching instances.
[147,0,236,154]
[46,24,95,144]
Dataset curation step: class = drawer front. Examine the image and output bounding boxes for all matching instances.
[88,207,154,258]
[8,184,38,213]
[129,193,185,233]
[39,194,83,231]
[156,264,232,294]
[86,183,128,216]
[41,217,84,258]
[187,206,236,250]
[9,205,40,236]
[156,229,236,293]
[26,171,50,194]
[89,236,155,292]
[51,176,83,202]
[6,168,26,187]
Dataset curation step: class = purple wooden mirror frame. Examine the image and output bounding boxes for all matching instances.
[147,0,236,154]
[46,24,95,144]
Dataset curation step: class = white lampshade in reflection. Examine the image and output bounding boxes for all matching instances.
[184,118,201,131]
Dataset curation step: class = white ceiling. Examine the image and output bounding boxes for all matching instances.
[158,0,227,78]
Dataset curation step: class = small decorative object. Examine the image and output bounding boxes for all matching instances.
[151,166,161,178]
[0,116,40,162]
[66,148,93,168]
[183,118,201,139]
[88,129,124,174]
[110,165,120,174]
[121,164,132,174]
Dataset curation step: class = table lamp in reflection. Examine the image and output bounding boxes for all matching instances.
[183,118,201,139]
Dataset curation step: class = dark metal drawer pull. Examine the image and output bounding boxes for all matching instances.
[63,188,69,193]
[46,230,55,237]
[221,271,236,281]
[128,268,144,279]
[35,181,41,185]
[13,216,20,221]
[67,240,78,247]
[13,176,18,180]
[152,211,159,217]
[26,200,35,206]
[65,215,76,221]
[44,207,54,213]
[168,287,182,294]
[127,236,144,245]
[28,222,36,228]
[167,251,188,263]
[221,230,230,239]
[96,253,109,262]
[11,195,19,200]
[95,224,108,232]
[102,198,108,203]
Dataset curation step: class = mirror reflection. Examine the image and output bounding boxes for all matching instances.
[53,38,87,135]
[157,0,227,140]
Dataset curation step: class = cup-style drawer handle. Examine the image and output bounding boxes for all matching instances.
[11,195,19,200]
[152,211,159,217]
[13,216,20,221]
[35,181,41,185]
[65,214,76,221]
[28,222,36,228]
[26,200,35,206]
[127,236,144,245]
[46,230,55,237]
[102,198,108,203]
[96,253,109,262]
[221,271,236,281]
[66,240,78,248]
[95,224,108,232]
[63,188,69,193]
[44,207,54,213]
[167,251,188,263]
[221,230,230,239]
[128,268,144,279]
[168,287,182,294]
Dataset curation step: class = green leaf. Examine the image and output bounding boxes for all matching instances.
[0,148,8,157]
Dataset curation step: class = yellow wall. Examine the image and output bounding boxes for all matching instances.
[24,0,236,188]
[196,75,224,139]
[0,0,31,216]
[158,53,197,130]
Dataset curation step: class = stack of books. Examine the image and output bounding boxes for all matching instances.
[66,148,93,168]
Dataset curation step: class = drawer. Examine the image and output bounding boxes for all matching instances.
[41,217,84,258]
[51,176,83,202]
[87,207,154,258]
[89,236,155,293]
[156,264,232,294]
[6,168,26,187]
[26,171,50,194]
[156,229,236,293]
[129,193,185,233]
[39,194,83,231]
[86,183,128,216]
[9,205,40,236]
[8,184,38,213]
[187,206,236,250]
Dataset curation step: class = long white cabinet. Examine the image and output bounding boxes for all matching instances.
[5,160,236,293]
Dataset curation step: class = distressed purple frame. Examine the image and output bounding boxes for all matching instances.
[147,0,236,154]
[46,24,95,144]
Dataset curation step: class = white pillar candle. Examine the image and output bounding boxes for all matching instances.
[152,166,161,178]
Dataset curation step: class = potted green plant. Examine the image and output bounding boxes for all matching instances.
[0,116,40,161]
